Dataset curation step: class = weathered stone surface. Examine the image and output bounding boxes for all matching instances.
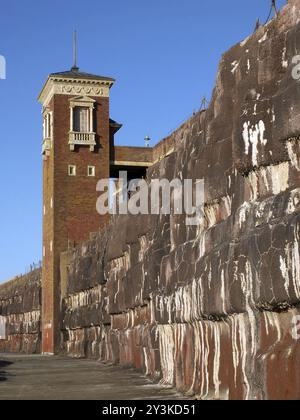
[59,0,300,400]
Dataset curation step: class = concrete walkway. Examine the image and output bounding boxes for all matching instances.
[0,354,183,400]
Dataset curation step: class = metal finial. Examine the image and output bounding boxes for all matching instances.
[144,135,151,148]
[72,30,79,72]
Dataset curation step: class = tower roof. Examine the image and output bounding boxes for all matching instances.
[49,68,115,83]
[38,67,115,106]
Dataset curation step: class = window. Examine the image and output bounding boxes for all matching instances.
[87,166,95,177]
[73,107,89,132]
[43,112,52,139]
[68,165,76,176]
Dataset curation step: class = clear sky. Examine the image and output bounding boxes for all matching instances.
[0,0,287,282]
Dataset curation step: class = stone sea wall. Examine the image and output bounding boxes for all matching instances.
[60,0,300,400]
[0,269,41,353]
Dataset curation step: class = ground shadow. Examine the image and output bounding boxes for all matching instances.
[0,360,13,382]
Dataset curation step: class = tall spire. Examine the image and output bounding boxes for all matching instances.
[71,30,79,72]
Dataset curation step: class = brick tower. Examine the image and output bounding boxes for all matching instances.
[38,65,118,354]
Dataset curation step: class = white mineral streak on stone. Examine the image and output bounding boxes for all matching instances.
[213,323,221,399]
[112,251,131,272]
[269,162,289,195]
[282,46,288,68]
[183,287,191,321]
[287,189,300,215]
[289,226,300,299]
[242,120,267,166]
[167,297,172,324]
[205,204,218,227]
[249,123,260,166]
[208,265,212,290]
[199,322,210,399]
[198,233,206,258]
[246,162,289,201]
[287,141,300,171]
[247,59,250,71]
[220,270,226,314]
[231,260,256,400]
[258,121,267,146]
[231,60,239,73]
[258,32,268,43]
[139,235,149,262]
[263,312,270,338]
[286,197,295,214]
[192,277,203,319]
[65,286,102,309]
[150,296,155,324]
[240,36,250,47]
[157,296,164,319]
[271,107,276,122]
[143,347,150,375]
[196,196,232,236]
[231,313,251,400]
[195,196,231,258]
[248,171,259,201]
[242,261,256,356]
[242,122,250,155]
[280,255,290,297]
[158,325,175,385]
[190,322,201,396]
[130,309,135,328]
[238,202,251,228]
[262,169,269,193]
[223,195,232,217]
[255,201,270,226]
[271,312,282,343]
[231,316,240,387]
[5,311,41,335]
[114,277,120,304]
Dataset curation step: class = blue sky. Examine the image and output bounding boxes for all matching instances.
[0,0,286,282]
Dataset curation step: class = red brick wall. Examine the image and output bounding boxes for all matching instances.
[112,146,153,164]
[42,93,110,354]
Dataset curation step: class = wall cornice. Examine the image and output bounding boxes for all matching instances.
[38,77,112,106]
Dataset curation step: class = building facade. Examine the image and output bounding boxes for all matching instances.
[38,66,153,354]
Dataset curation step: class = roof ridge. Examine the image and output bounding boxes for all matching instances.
[49,69,115,82]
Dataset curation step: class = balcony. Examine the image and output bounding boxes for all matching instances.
[69,132,96,151]
[42,138,52,156]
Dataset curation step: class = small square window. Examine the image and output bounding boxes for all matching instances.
[68,165,76,176]
[87,166,95,177]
